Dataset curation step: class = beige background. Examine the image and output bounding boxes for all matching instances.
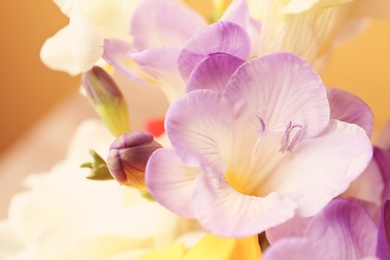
[0,1,390,152]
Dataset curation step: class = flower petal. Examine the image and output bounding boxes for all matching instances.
[224,52,330,138]
[191,175,297,237]
[306,199,378,258]
[186,53,245,94]
[40,26,83,76]
[165,90,234,175]
[219,0,249,29]
[373,147,390,201]
[265,215,312,244]
[145,148,200,218]
[377,200,390,259]
[69,3,103,71]
[129,47,186,103]
[177,21,251,80]
[327,88,373,136]
[262,239,331,260]
[265,120,372,217]
[130,0,207,51]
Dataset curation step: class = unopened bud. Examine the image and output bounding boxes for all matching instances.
[82,66,130,137]
[107,131,162,189]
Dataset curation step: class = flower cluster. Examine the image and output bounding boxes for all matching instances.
[2,0,390,259]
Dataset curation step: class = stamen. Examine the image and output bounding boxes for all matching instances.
[255,114,266,133]
[280,121,304,153]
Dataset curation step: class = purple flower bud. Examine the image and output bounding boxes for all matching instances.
[107,131,162,188]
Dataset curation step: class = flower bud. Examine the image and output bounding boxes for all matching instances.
[82,66,130,137]
[107,131,162,189]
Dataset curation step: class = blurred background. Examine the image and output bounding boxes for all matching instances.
[0,1,389,169]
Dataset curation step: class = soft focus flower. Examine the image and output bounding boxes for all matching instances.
[0,120,203,260]
[249,0,390,67]
[40,0,142,75]
[107,131,162,189]
[145,51,372,237]
[262,198,389,260]
[82,66,130,137]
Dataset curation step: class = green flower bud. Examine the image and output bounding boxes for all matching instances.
[81,150,113,181]
[82,66,130,137]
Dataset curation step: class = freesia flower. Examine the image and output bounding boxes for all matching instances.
[262,198,390,260]
[103,0,253,103]
[0,120,203,260]
[145,51,373,237]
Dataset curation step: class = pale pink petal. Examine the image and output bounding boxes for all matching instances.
[130,0,207,50]
[224,52,330,138]
[266,215,312,244]
[177,21,251,79]
[376,200,390,259]
[191,175,297,237]
[219,0,249,29]
[165,90,234,175]
[129,47,186,103]
[327,88,373,136]
[306,199,378,259]
[145,148,200,218]
[186,53,245,94]
[263,120,372,217]
[262,239,331,260]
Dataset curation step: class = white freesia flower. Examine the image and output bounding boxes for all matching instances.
[0,119,203,260]
[40,0,142,75]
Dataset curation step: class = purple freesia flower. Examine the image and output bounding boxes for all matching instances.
[144,51,373,237]
[102,0,256,103]
[263,199,390,260]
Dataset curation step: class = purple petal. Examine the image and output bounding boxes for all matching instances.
[224,52,330,138]
[373,147,390,201]
[219,0,249,29]
[128,47,186,103]
[327,88,373,136]
[307,199,377,258]
[145,148,200,218]
[267,120,372,217]
[130,0,207,51]
[266,215,312,244]
[186,53,245,94]
[262,239,331,260]
[177,21,251,80]
[103,39,148,84]
[192,175,297,237]
[165,90,234,175]
[377,200,390,259]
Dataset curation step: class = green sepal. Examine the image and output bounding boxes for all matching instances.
[80,149,114,181]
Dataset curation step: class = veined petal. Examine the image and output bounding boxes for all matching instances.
[307,199,378,258]
[219,0,249,29]
[40,26,83,76]
[103,39,153,85]
[327,88,373,136]
[69,3,103,71]
[165,90,234,175]
[262,239,331,260]
[145,148,200,218]
[224,52,330,138]
[186,53,245,94]
[192,175,297,237]
[281,0,353,14]
[377,200,390,259]
[266,120,372,217]
[265,215,312,244]
[130,0,207,51]
[129,47,186,103]
[178,21,251,80]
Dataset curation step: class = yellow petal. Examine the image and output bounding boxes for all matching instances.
[141,243,186,260]
[184,234,261,260]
